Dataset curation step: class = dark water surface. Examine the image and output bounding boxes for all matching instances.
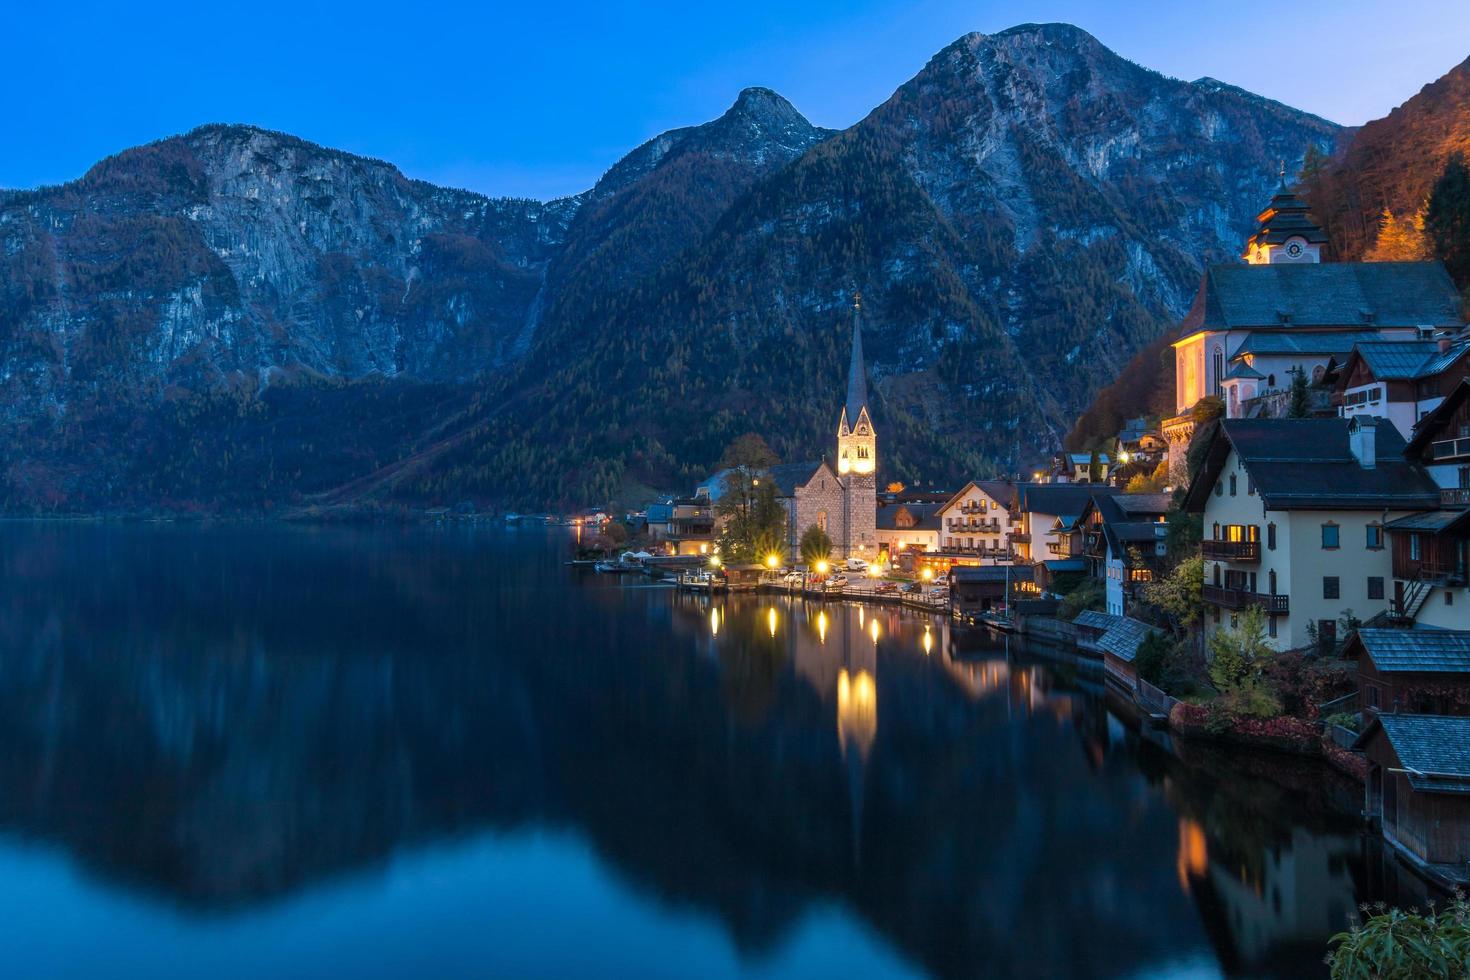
[0,524,1431,978]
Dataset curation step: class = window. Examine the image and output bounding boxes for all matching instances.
[1229,474,1237,496]
[1213,347,1224,397]
[1321,523,1340,549]
[1460,466,1470,490]
[1212,522,1220,539]
[1410,534,1421,560]
[1268,615,1277,638]
[1268,569,1277,595]
[1323,576,1340,600]
[1214,480,1223,497]
[1267,523,1276,550]
[1449,591,1456,607]
[1368,577,1384,600]
[1366,524,1383,550]
[1247,475,1255,496]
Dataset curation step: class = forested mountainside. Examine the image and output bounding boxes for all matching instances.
[0,23,1345,512]
[1068,53,1470,452]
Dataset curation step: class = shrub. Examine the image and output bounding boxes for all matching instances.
[1327,894,1470,979]
[1058,578,1105,621]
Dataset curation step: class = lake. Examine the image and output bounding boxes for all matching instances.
[0,523,1432,978]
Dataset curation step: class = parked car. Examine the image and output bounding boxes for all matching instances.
[845,558,869,572]
[927,586,949,599]
[899,581,924,595]
[781,570,805,585]
[826,575,849,589]
[874,581,898,595]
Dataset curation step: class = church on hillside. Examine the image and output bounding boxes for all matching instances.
[755,297,879,562]
[1162,187,1466,483]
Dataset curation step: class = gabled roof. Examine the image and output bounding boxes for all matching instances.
[1184,418,1441,513]
[1345,629,1470,673]
[1017,483,1116,517]
[1115,493,1172,517]
[939,479,1019,515]
[841,299,870,431]
[951,564,1033,584]
[1355,714,1470,794]
[1073,610,1119,633]
[1407,379,1470,456]
[876,501,942,531]
[1224,360,1265,381]
[1178,262,1463,336]
[1245,190,1329,248]
[1384,509,1470,535]
[1098,618,1158,663]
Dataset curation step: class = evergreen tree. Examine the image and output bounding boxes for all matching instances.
[799,525,833,567]
[1426,153,1470,290]
[1287,366,1310,418]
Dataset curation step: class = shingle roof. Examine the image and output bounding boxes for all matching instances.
[1231,330,1383,357]
[1384,509,1470,534]
[1407,378,1470,456]
[1184,418,1441,512]
[1225,360,1266,380]
[1348,629,1470,673]
[768,460,827,497]
[1349,340,1470,382]
[1042,558,1087,573]
[1098,618,1157,663]
[1018,483,1116,517]
[1115,493,1172,517]
[1359,714,1470,793]
[1073,610,1119,632]
[1191,262,1463,332]
[951,564,1033,584]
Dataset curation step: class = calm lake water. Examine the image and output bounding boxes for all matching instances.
[0,523,1433,978]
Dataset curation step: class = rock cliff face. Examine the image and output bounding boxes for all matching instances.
[0,23,1348,510]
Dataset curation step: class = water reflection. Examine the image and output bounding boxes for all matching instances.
[0,525,1425,978]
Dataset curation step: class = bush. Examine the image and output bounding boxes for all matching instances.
[1327,894,1470,979]
[1324,712,1360,733]
[1058,578,1105,621]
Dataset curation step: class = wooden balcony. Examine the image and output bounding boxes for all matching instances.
[1203,585,1288,613]
[1201,539,1260,562]
[1008,532,1031,544]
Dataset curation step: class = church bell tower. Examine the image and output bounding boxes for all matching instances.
[837,294,876,478]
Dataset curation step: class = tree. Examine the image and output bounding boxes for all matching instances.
[1087,450,1103,483]
[799,525,833,567]
[1191,396,1224,426]
[1364,206,1430,262]
[1327,895,1470,979]
[1125,460,1170,494]
[1427,153,1470,291]
[1207,606,1281,718]
[1143,554,1203,630]
[714,434,782,563]
[1287,366,1310,418]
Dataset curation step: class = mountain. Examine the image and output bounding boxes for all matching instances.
[394,24,1343,508]
[1302,55,1470,259]
[0,24,1346,512]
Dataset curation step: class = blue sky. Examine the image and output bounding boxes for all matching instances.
[5,0,1468,199]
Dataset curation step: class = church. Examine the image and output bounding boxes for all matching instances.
[761,298,879,562]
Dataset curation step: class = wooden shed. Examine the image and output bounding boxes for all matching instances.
[1356,713,1470,870]
[1346,628,1470,716]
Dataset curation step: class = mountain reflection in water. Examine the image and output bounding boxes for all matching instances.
[0,524,1430,978]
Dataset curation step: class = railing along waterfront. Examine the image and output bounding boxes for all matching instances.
[1202,584,1288,613]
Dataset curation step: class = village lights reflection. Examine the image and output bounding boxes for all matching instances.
[869,617,881,644]
[767,607,778,638]
[709,606,720,636]
[836,668,878,760]
[922,625,933,655]
[816,610,829,644]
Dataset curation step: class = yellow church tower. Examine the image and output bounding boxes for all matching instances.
[836,294,876,478]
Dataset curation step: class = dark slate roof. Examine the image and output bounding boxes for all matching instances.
[1359,714,1470,793]
[1189,262,1463,332]
[1384,509,1470,534]
[1348,629,1470,673]
[1231,330,1383,356]
[1246,191,1329,246]
[1073,610,1119,633]
[1098,618,1157,663]
[843,303,869,428]
[1017,483,1116,517]
[974,480,1019,508]
[876,502,942,531]
[1115,493,1172,517]
[1225,360,1265,380]
[1042,558,1087,573]
[1349,340,1470,381]
[767,460,825,497]
[1184,418,1441,512]
[951,564,1033,584]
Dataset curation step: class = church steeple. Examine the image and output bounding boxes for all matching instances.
[837,293,875,476]
[1243,182,1327,264]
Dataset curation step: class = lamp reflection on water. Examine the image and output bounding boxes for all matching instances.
[922,625,933,655]
[767,607,778,638]
[836,668,877,760]
[817,610,829,644]
[868,617,880,645]
[709,606,720,636]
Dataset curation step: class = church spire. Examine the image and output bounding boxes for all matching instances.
[844,292,869,429]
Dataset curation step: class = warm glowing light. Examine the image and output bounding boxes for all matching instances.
[1176,818,1208,894]
[1033,471,1043,481]
[869,618,881,644]
[765,553,780,569]
[710,607,721,636]
[1118,450,1131,464]
[837,457,852,474]
[922,625,933,655]
[868,563,883,578]
[709,555,721,568]
[816,610,829,643]
[699,543,709,554]
[921,567,934,581]
[853,459,874,475]
[767,607,778,638]
[837,669,878,759]
[815,560,830,575]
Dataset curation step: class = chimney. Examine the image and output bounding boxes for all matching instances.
[1439,336,1453,354]
[1349,415,1378,469]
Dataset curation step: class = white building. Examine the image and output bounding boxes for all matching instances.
[1186,416,1441,651]
[1335,336,1470,439]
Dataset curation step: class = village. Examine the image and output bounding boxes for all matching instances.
[570,186,1470,894]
